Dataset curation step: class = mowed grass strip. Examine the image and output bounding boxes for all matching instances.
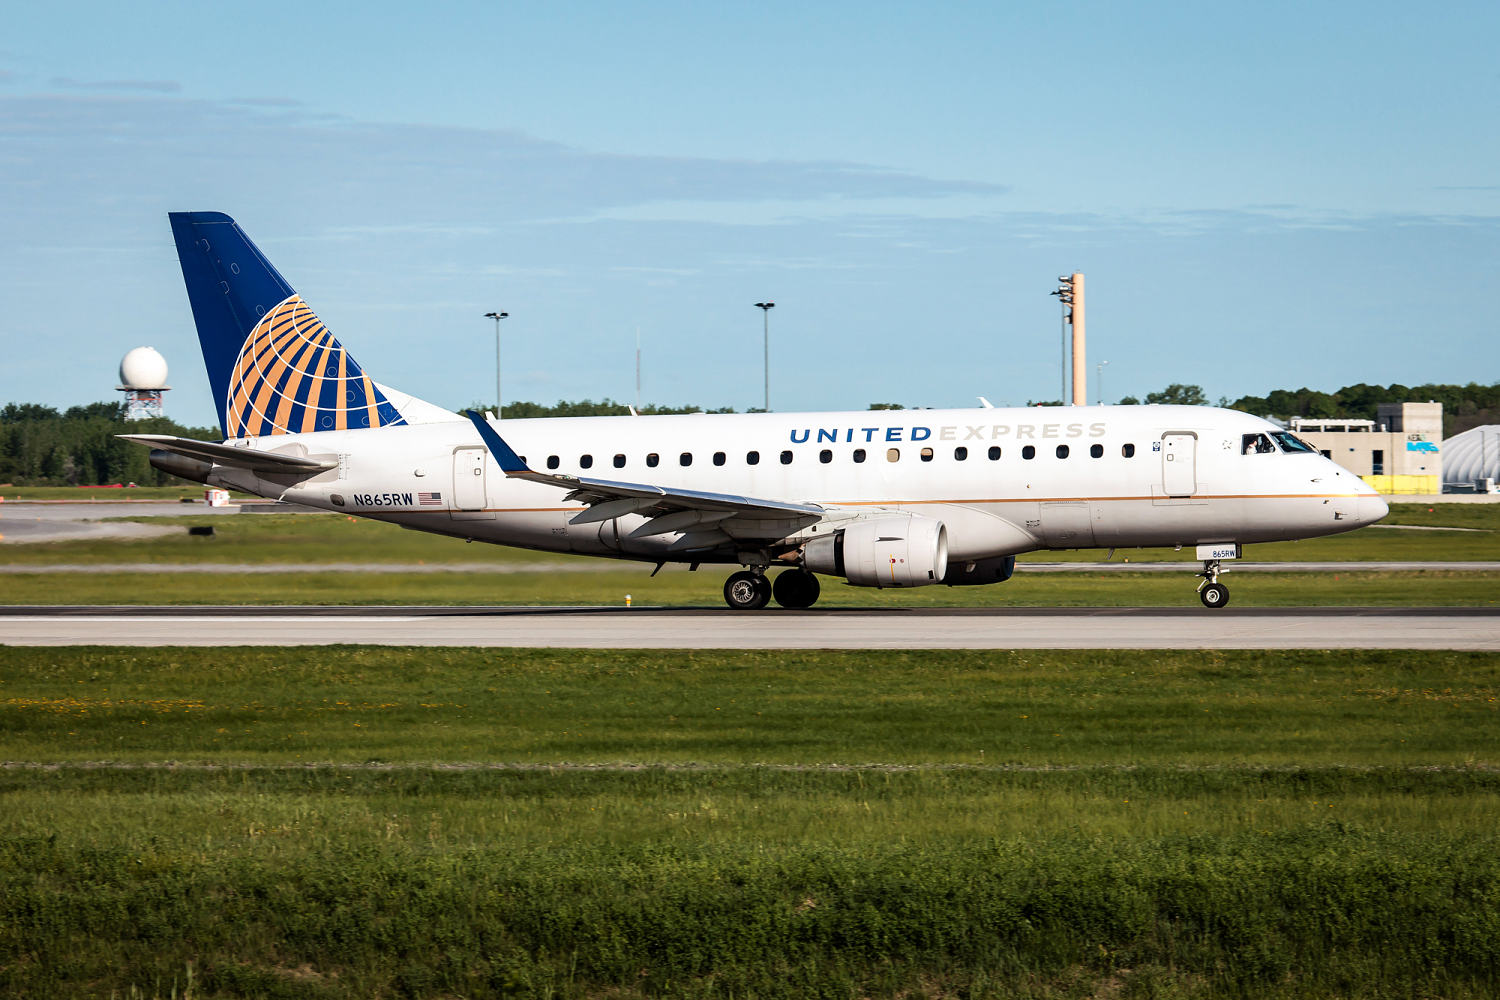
[4,647,1495,766]
[3,647,1499,998]
[2,644,1500,995]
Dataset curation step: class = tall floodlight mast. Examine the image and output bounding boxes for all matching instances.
[1050,273,1085,405]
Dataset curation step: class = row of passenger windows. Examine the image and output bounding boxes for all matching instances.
[540,442,1139,470]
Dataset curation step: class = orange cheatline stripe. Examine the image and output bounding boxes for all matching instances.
[396,493,1366,516]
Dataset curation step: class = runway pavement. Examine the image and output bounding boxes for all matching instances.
[1,605,1495,649]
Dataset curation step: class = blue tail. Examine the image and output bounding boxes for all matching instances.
[169,212,407,439]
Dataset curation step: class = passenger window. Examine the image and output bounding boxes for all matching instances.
[954,446,968,461]
[1090,444,1103,458]
[780,450,793,465]
[579,454,593,469]
[679,452,692,467]
[1022,445,1036,460]
[1242,433,1275,455]
[546,455,560,470]
[920,447,934,462]
[887,448,900,462]
[713,451,726,466]
[647,453,660,468]
[819,449,832,464]
[1055,445,1069,459]
[613,454,626,468]
[988,446,1001,460]
[746,450,760,465]
[1122,443,1135,458]
[853,448,866,463]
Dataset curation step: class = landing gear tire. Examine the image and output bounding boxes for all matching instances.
[772,569,821,609]
[724,570,772,610]
[1199,583,1230,609]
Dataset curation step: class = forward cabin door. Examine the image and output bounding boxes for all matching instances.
[1161,432,1197,497]
[451,447,495,520]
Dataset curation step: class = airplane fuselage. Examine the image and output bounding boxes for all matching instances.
[200,403,1386,568]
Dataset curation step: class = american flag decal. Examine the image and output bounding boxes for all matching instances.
[418,492,443,506]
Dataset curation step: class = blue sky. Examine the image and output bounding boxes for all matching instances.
[1,0,1496,426]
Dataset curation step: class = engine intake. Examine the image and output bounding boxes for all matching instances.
[804,515,948,588]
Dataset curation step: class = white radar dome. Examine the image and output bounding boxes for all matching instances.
[118,347,169,390]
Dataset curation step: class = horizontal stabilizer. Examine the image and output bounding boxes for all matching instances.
[118,434,337,474]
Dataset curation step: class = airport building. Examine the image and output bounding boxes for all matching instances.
[1289,402,1443,495]
[1440,423,1500,493]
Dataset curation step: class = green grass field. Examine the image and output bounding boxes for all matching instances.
[3,647,1498,998]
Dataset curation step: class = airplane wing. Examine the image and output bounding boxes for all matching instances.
[464,411,822,546]
[118,434,338,474]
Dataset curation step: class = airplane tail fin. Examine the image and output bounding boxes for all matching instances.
[169,212,411,439]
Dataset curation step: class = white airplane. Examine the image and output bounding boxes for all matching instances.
[124,212,1389,610]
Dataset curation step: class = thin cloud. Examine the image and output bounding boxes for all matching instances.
[227,96,305,108]
[49,76,181,93]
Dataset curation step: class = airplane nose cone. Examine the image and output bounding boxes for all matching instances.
[1359,492,1389,526]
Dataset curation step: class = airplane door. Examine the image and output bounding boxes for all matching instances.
[451,447,495,520]
[1161,432,1197,497]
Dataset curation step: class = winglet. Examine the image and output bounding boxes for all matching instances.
[464,410,530,473]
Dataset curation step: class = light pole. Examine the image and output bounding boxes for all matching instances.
[754,302,774,411]
[1096,360,1109,405]
[484,311,508,416]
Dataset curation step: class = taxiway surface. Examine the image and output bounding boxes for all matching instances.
[1,606,1495,649]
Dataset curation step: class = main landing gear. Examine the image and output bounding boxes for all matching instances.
[723,568,822,610]
[1197,559,1230,609]
[723,570,772,610]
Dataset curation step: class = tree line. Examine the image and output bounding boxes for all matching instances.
[1115,382,1500,437]
[5,383,1496,485]
[0,402,218,487]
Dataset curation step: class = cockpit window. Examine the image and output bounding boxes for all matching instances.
[1272,431,1318,454]
[1242,433,1275,455]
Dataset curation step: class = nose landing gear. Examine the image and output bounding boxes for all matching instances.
[1197,559,1229,609]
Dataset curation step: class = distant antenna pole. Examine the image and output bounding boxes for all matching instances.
[1096,359,1109,406]
[484,311,508,416]
[755,302,775,411]
[635,326,641,412]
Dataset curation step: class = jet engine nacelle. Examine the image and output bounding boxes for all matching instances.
[804,514,949,588]
[941,554,1016,586]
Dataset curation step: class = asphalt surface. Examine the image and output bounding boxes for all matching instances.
[1,606,1495,649]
